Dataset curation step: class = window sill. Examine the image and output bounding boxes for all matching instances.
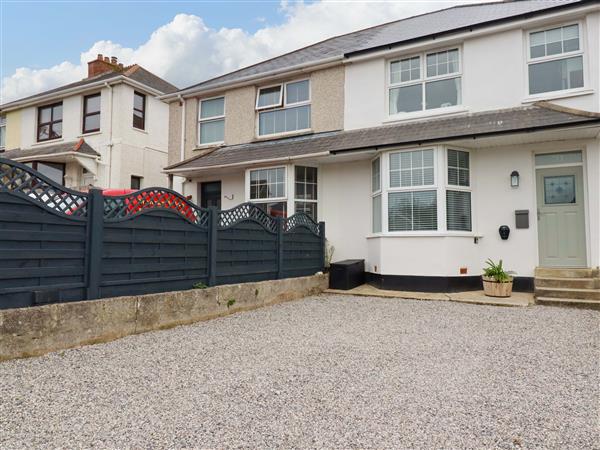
[522,88,594,104]
[253,129,313,142]
[31,138,64,147]
[367,232,476,238]
[194,142,224,151]
[132,127,148,134]
[384,106,468,124]
[79,130,102,138]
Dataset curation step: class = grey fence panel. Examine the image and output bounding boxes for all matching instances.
[0,158,325,310]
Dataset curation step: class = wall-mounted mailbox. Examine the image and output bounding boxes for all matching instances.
[515,210,529,229]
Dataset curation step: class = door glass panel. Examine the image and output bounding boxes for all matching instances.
[535,151,582,166]
[544,175,575,204]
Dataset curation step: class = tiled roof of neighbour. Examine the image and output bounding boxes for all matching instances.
[165,103,600,172]
[1,139,100,161]
[1,65,177,109]
[177,0,587,94]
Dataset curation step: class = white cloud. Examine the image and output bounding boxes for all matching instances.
[1,0,481,103]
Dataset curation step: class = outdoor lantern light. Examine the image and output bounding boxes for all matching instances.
[510,170,520,187]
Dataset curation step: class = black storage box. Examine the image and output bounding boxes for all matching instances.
[329,259,365,290]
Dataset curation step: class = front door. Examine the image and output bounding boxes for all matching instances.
[199,181,222,209]
[536,166,586,267]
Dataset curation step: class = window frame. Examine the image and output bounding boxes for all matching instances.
[37,102,63,142]
[130,175,143,190]
[198,95,226,146]
[371,156,382,233]
[246,165,288,203]
[27,161,66,185]
[82,93,101,134]
[0,114,6,151]
[132,91,146,130]
[388,46,462,118]
[445,148,473,232]
[525,21,586,97]
[294,165,318,221]
[255,78,311,138]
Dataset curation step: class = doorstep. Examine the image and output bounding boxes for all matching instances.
[324,284,533,307]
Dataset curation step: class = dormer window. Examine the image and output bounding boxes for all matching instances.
[389,48,461,116]
[528,24,584,95]
[256,80,310,136]
[37,102,63,142]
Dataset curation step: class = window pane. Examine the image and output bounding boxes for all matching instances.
[529,56,583,94]
[200,119,224,144]
[84,114,100,132]
[38,124,50,141]
[390,61,401,84]
[133,110,144,129]
[447,191,472,231]
[257,86,282,108]
[372,194,382,233]
[39,107,51,123]
[295,201,317,220]
[389,150,434,188]
[50,122,62,139]
[286,80,309,104]
[0,125,5,148]
[371,158,381,192]
[535,151,582,166]
[259,105,310,136]
[37,162,64,186]
[200,97,224,119]
[447,149,470,187]
[250,167,285,200]
[425,77,460,109]
[255,201,287,218]
[544,175,575,204]
[134,93,145,111]
[52,104,63,121]
[388,190,437,231]
[85,95,101,114]
[389,84,422,114]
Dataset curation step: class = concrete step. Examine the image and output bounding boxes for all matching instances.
[534,287,600,301]
[534,277,598,289]
[535,296,600,311]
[534,267,598,279]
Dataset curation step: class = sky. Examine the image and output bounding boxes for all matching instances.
[1,0,486,104]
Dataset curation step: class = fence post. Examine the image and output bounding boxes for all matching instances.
[207,206,218,286]
[277,217,284,279]
[319,221,326,271]
[86,189,104,300]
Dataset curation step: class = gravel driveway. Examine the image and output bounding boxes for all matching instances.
[1,295,598,449]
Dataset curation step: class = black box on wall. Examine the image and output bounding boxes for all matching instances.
[515,210,529,229]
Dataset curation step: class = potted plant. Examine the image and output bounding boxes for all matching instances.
[482,259,514,297]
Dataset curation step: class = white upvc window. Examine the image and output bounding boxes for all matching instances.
[248,166,288,218]
[294,166,318,220]
[527,23,584,95]
[198,96,225,145]
[388,47,461,116]
[0,115,6,151]
[446,149,472,232]
[257,79,311,137]
[372,146,474,235]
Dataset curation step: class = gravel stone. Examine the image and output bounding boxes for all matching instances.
[1,295,598,449]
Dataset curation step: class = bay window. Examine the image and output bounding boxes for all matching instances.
[199,97,225,145]
[528,24,584,95]
[257,80,310,136]
[294,166,318,220]
[372,147,473,235]
[389,48,461,115]
[249,167,287,217]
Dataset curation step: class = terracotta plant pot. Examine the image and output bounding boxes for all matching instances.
[482,276,513,298]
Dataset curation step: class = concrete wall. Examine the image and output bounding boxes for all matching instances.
[344,10,600,130]
[0,274,328,361]
[167,102,182,167]
[4,110,21,150]
[311,65,345,133]
[225,86,256,146]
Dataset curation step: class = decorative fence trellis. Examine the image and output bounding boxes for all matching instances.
[0,158,325,310]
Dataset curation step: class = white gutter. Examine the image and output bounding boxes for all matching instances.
[164,151,331,175]
[159,56,344,101]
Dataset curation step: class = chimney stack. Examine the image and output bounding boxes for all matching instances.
[87,54,125,78]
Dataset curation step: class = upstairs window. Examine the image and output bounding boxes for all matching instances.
[82,93,101,134]
[0,115,5,151]
[528,24,583,95]
[257,80,310,136]
[198,97,225,145]
[389,48,461,115]
[133,91,146,130]
[37,102,63,142]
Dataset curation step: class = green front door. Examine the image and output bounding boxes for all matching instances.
[536,166,586,267]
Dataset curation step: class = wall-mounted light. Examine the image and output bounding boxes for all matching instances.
[510,170,520,187]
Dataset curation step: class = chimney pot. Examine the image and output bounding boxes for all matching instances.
[118,63,124,69]
[111,56,118,64]
[104,56,110,62]
[97,53,103,60]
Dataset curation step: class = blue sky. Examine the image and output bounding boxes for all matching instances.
[1,1,470,103]
[2,1,290,76]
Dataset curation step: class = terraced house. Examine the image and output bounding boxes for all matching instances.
[0,55,177,190]
[163,0,600,299]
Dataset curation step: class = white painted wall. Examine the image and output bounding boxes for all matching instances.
[345,10,600,130]
[16,82,169,189]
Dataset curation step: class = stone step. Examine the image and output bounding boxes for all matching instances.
[534,267,598,279]
[534,287,600,301]
[534,277,598,289]
[535,296,600,311]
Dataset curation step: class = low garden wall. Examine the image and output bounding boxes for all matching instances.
[0,273,328,361]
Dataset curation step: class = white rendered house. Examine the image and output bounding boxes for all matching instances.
[162,0,600,294]
[0,55,177,190]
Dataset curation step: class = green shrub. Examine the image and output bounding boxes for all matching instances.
[193,282,208,289]
[482,259,512,282]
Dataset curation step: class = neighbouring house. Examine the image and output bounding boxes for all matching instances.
[162,0,600,294]
[0,55,177,190]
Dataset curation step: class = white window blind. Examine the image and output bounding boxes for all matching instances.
[446,190,472,231]
[372,194,382,233]
[388,190,437,231]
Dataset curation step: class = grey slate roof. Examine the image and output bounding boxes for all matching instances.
[1,139,100,161]
[179,0,587,93]
[1,65,177,109]
[166,103,600,172]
